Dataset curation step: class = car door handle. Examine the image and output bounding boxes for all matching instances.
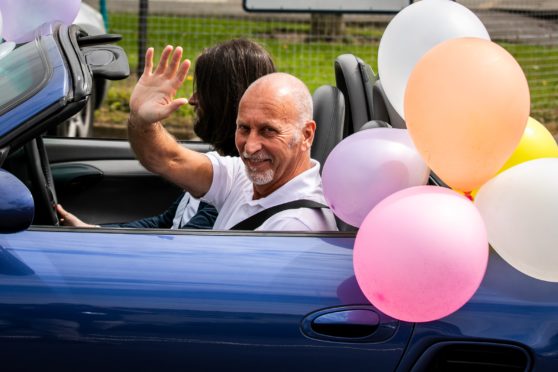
[301,305,399,343]
[51,163,104,191]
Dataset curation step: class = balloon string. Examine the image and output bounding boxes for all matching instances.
[464,191,474,202]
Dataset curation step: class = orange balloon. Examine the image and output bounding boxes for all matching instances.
[404,38,530,192]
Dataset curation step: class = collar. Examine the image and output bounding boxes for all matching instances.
[244,159,323,208]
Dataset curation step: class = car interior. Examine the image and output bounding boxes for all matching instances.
[0,24,413,231]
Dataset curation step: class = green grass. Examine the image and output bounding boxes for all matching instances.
[100,12,558,137]
[109,14,380,89]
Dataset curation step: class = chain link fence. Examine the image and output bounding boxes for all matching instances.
[87,0,558,138]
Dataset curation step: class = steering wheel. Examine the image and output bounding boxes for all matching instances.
[24,136,59,226]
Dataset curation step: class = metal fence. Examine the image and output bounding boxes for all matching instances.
[87,0,558,137]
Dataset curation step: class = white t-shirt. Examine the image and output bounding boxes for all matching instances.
[202,152,338,231]
[171,193,201,229]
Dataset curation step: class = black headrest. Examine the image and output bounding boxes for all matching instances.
[372,80,406,129]
[311,85,345,169]
[334,54,376,135]
[359,120,392,131]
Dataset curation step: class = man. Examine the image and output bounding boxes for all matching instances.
[57,39,276,229]
[128,46,337,231]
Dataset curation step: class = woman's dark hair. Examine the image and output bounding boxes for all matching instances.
[193,39,276,157]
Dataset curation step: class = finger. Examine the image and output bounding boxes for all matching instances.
[155,45,173,75]
[166,98,189,115]
[55,204,67,216]
[176,59,192,85]
[166,46,183,77]
[56,205,72,225]
[143,47,154,76]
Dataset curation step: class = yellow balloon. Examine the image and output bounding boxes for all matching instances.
[463,117,558,199]
[500,117,558,172]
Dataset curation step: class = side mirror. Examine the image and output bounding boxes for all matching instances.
[0,169,34,233]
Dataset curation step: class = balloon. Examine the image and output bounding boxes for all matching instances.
[500,117,558,172]
[405,38,530,192]
[354,186,489,322]
[378,0,489,119]
[465,117,558,198]
[475,158,558,282]
[0,0,80,43]
[322,128,430,227]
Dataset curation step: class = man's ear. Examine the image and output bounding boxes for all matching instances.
[301,120,316,152]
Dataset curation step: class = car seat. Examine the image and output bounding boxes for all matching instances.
[310,85,353,232]
[371,80,406,129]
[334,54,377,135]
[311,85,345,169]
[334,54,406,132]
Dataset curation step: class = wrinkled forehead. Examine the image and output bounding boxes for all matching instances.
[238,85,295,122]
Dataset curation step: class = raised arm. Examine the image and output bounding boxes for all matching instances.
[127,46,213,198]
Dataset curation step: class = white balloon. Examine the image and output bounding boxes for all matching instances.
[475,158,558,282]
[378,0,490,120]
[0,0,81,43]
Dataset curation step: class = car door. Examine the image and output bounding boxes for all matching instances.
[44,137,212,225]
[0,228,413,371]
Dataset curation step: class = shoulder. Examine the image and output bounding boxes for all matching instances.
[205,152,242,169]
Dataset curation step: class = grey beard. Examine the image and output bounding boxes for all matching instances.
[245,167,274,185]
[242,150,274,185]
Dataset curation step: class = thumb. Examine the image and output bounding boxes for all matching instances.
[56,204,68,216]
[167,98,189,113]
[56,204,90,227]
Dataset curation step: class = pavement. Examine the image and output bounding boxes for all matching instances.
[463,0,557,12]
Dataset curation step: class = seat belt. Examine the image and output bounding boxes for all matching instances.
[230,199,329,230]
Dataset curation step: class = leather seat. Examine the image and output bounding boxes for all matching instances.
[311,85,345,168]
[371,80,406,129]
[311,85,353,231]
[334,53,406,131]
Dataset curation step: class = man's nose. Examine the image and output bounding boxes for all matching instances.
[243,131,262,155]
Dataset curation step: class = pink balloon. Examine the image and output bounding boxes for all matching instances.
[0,0,80,43]
[354,186,488,322]
[322,128,430,227]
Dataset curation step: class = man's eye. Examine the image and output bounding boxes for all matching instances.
[237,125,249,133]
[262,127,277,135]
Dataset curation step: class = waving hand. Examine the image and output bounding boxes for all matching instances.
[129,46,191,127]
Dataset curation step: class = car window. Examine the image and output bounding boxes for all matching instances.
[0,41,49,116]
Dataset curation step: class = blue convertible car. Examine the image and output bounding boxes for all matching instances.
[0,23,557,371]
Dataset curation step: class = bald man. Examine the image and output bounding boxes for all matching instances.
[128,46,337,231]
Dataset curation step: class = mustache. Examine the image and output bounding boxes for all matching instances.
[242,150,272,161]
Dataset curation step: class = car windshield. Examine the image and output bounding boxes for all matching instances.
[0,41,49,116]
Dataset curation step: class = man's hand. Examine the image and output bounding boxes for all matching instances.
[129,46,191,127]
[56,204,99,228]
[127,46,213,198]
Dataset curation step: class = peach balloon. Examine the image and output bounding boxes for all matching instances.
[404,38,530,192]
